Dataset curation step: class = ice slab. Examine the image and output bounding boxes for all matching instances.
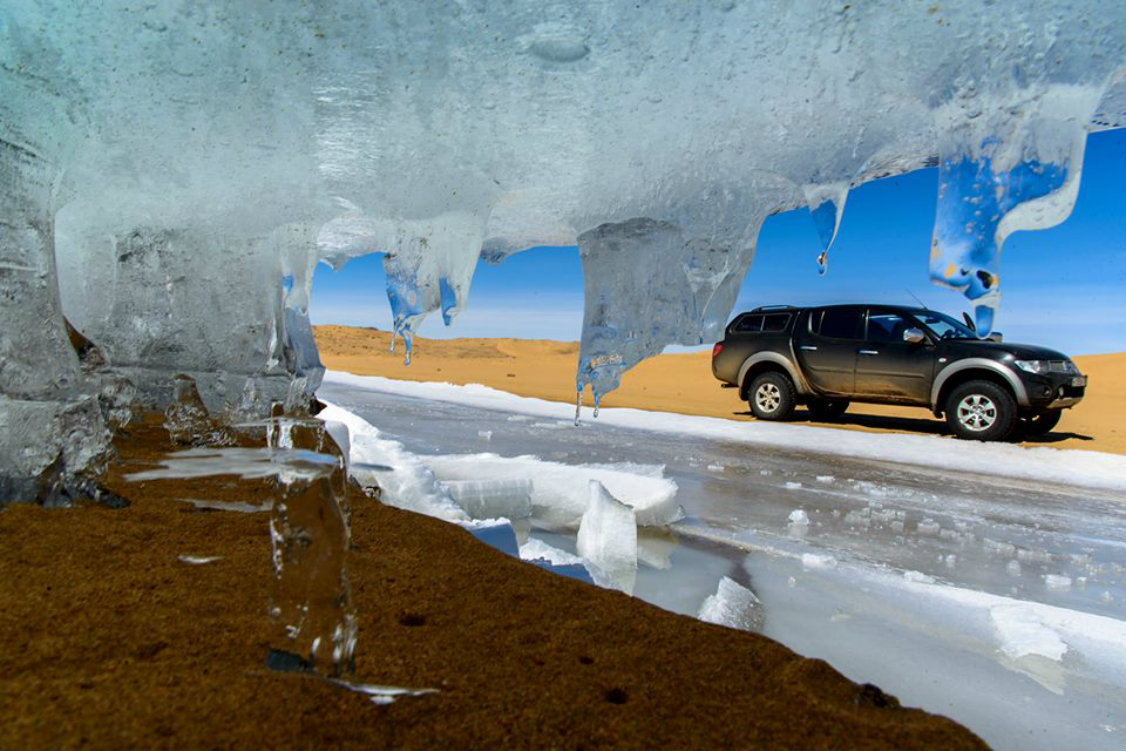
[425,453,681,531]
[441,479,533,521]
[576,481,638,594]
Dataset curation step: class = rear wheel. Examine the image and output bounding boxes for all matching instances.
[1022,410,1062,436]
[945,380,1017,441]
[748,372,796,421]
[807,399,850,421]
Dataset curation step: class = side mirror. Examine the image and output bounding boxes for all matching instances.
[986,332,1003,342]
[903,327,926,345]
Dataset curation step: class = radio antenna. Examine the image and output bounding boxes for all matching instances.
[906,289,929,310]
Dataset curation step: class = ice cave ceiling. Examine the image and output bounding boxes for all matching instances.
[2,0,1124,424]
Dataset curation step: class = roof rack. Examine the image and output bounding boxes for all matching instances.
[750,305,799,312]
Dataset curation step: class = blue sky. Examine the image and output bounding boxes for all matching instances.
[311,129,1126,355]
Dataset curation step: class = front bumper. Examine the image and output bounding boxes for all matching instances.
[1023,372,1087,410]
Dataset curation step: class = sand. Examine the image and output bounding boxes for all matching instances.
[315,325,1126,455]
[0,417,988,750]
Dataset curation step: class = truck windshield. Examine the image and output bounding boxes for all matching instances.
[915,311,978,340]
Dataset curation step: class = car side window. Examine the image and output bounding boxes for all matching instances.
[733,315,763,333]
[815,307,864,340]
[866,311,909,343]
[762,313,790,332]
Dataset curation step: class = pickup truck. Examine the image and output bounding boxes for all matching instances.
[711,304,1087,441]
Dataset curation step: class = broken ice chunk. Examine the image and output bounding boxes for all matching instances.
[1043,574,1073,591]
[990,604,1068,661]
[576,481,638,594]
[457,518,521,557]
[518,538,596,584]
[698,576,764,633]
[788,509,810,525]
[801,553,836,570]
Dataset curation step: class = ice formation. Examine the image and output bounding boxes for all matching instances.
[1,1,1123,486]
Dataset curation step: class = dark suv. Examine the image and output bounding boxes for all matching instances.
[711,305,1087,441]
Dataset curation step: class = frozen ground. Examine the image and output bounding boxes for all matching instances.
[319,372,1126,751]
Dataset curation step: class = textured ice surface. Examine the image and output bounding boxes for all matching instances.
[2,1,1124,474]
[698,576,765,633]
[576,481,638,594]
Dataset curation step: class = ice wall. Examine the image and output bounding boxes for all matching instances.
[1,1,1123,481]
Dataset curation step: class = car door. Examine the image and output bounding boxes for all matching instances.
[852,308,936,403]
[793,306,864,395]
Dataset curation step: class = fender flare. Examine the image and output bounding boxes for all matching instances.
[737,351,811,396]
[931,359,1030,409]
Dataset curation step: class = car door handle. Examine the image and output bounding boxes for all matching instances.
[858,349,879,355]
[800,345,818,351]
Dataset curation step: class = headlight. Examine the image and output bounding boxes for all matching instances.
[1015,360,1050,374]
[1063,360,1080,375]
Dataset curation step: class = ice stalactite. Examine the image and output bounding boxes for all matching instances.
[382,213,487,365]
[803,182,850,277]
[929,87,1102,336]
[318,208,487,365]
[575,216,763,417]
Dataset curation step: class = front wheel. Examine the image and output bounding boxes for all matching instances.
[1022,410,1062,436]
[945,380,1017,441]
[748,372,796,421]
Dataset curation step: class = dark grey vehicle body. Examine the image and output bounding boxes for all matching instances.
[712,305,1086,436]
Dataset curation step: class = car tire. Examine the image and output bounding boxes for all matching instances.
[945,380,1017,441]
[807,399,850,421]
[1022,410,1062,436]
[748,372,796,421]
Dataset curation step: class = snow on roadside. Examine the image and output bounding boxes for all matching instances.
[316,402,468,521]
[324,371,1126,492]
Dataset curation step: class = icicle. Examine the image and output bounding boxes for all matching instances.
[592,398,600,419]
[929,91,1095,336]
[803,182,849,277]
[574,388,583,426]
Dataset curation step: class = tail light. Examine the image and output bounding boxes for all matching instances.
[711,342,724,358]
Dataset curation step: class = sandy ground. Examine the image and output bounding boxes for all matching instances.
[0,417,987,750]
[315,325,1125,455]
